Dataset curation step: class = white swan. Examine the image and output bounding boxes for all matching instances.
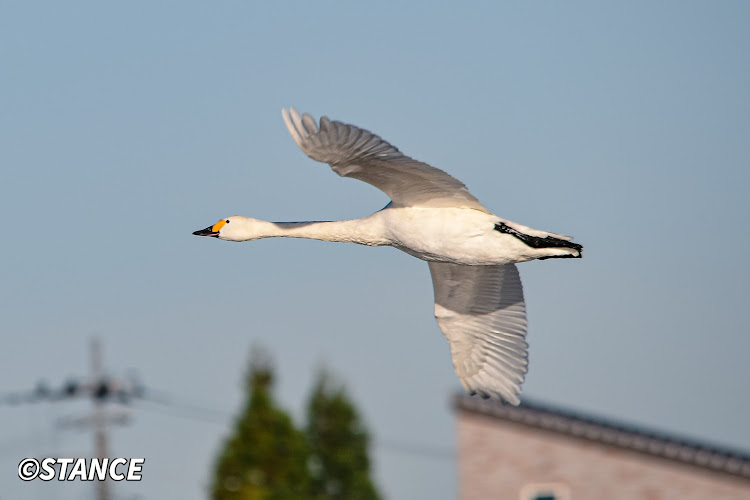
[194,108,582,405]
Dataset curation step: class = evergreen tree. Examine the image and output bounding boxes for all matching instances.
[306,370,381,500]
[211,348,310,500]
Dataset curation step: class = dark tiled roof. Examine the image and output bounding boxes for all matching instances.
[455,394,750,480]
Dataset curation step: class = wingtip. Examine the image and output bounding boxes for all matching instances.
[281,107,303,147]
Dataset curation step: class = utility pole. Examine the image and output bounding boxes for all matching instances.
[91,337,110,500]
[0,337,172,499]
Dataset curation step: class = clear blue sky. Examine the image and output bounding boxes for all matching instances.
[1,2,749,499]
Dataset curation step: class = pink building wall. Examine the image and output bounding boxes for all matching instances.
[457,410,750,500]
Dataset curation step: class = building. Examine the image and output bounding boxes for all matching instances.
[455,395,750,500]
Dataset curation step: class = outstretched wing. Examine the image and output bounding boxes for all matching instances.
[282,108,488,212]
[428,262,528,405]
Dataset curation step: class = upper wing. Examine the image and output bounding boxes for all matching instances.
[282,108,488,212]
[428,262,528,405]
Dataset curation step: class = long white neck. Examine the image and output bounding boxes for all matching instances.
[230,215,390,246]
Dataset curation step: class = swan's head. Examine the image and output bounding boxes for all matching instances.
[193,216,262,242]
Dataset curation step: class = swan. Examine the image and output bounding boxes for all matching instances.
[194,108,582,405]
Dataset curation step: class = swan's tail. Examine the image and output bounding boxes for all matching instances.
[494,220,583,260]
[496,218,573,241]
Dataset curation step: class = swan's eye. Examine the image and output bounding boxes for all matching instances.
[226,220,230,224]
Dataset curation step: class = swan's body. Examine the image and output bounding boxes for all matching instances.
[194,108,582,404]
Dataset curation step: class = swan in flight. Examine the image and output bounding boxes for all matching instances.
[194,108,582,405]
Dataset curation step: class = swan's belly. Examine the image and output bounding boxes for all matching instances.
[380,207,537,266]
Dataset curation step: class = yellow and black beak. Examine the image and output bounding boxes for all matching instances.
[192,226,218,237]
[193,219,226,238]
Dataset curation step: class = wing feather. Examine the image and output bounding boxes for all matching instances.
[428,262,528,405]
[282,108,488,212]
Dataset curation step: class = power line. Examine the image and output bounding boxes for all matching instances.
[137,397,229,424]
[2,342,455,463]
[134,393,456,461]
[375,438,455,460]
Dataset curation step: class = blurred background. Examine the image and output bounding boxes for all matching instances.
[1,1,749,499]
